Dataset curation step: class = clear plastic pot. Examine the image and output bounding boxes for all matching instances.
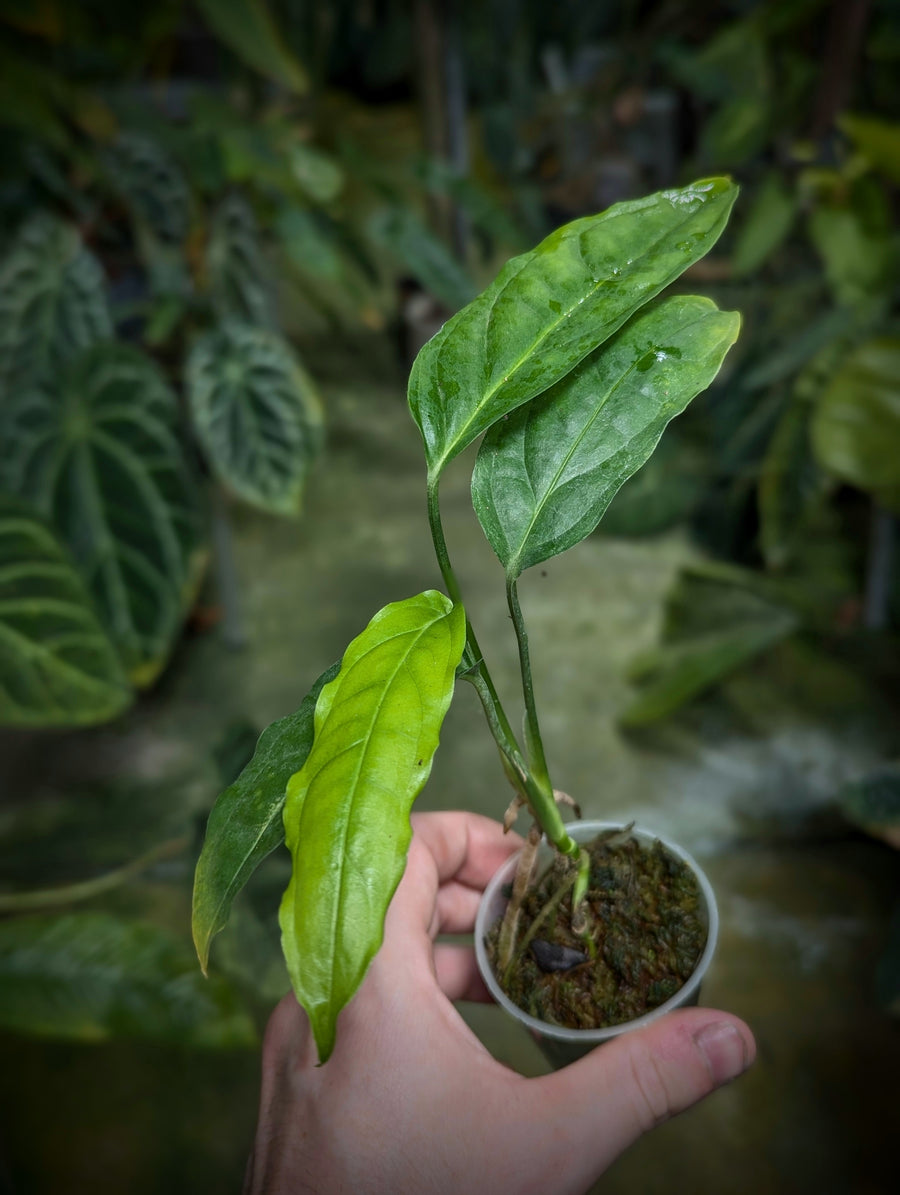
[474,821,719,1069]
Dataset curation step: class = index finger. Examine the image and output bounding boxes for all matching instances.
[410,810,522,891]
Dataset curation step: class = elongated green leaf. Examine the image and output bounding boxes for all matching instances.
[471,297,739,577]
[839,114,900,184]
[811,337,900,512]
[0,913,255,1046]
[731,172,796,277]
[208,193,274,327]
[619,619,795,728]
[279,592,466,1063]
[620,567,797,727]
[196,0,309,94]
[275,206,344,280]
[0,214,111,395]
[187,323,324,516]
[408,177,737,477]
[192,660,340,974]
[758,394,827,570]
[0,504,132,728]
[808,205,893,308]
[288,143,344,204]
[104,133,191,245]
[0,343,206,684]
[368,206,476,312]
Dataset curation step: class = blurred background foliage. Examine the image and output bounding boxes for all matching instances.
[0,0,899,1190]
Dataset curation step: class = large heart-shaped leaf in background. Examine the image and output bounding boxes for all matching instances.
[0,213,111,396]
[472,296,740,577]
[0,343,206,685]
[187,322,324,516]
[192,659,340,974]
[408,178,738,478]
[207,192,275,327]
[0,912,255,1047]
[0,503,132,728]
[280,591,466,1063]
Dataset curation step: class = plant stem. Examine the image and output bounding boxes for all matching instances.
[0,836,188,913]
[426,473,582,866]
[503,866,578,986]
[506,576,551,794]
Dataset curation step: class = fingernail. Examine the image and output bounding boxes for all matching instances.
[693,1022,751,1085]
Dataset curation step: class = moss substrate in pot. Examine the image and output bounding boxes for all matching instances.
[474,821,719,1068]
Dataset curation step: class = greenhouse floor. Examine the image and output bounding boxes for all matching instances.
[1,334,898,1194]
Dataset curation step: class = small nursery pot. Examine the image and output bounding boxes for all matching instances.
[474,821,719,1069]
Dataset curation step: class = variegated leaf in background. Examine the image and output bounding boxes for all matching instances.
[0,343,206,686]
[0,213,111,396]
[187,323,323,516]
[0,502,132,727]
[207,192,274,327]
[103,132,192,245]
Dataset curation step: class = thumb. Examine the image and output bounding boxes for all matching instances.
[533,1009,755,1189]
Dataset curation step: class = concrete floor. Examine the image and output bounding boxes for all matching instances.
[1,334,898,1193]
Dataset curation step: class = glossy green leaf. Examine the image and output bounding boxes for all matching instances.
[192,660,340,974]
[0,913,255,1046]
[104,133,191,245]
[408,177,737,477]
[810,338,900,512]
[186,323,324,516]
[0,504,132,728]
[279,591,466,1063]
[207,193,274,327]
[0,214,111,395]
[0,343,206,685]
[196,0,309,94]
[596,433,705,538]
[471,297,740,577]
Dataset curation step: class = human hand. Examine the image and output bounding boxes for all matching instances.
[245,811,755,1194]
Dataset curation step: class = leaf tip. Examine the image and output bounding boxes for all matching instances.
[310,1009,336,1065]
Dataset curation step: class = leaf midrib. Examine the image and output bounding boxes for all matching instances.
[296,616,441,1008]
[506,309,713,574]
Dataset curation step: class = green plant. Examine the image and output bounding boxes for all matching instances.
[0,205,324,724]
[193,177,740,1062]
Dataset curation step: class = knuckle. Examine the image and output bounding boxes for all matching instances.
[628,1044,674,1132]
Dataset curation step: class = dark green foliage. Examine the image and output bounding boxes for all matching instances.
[186,323,324,516]
[1,341,206,684]
[0,913,256,1047]
[0,503,132,727]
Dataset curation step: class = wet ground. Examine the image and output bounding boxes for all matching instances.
[1,334,898,1193]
